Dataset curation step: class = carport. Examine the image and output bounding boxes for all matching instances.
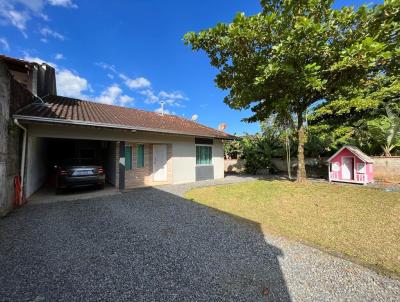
[25,135,118,199]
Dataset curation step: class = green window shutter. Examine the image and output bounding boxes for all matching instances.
[137,144,144,168]
[196,146,212,165]
[125,146,132,170]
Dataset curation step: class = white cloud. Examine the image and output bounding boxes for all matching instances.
[96,62,151,89]
[0,0,76,36]
[140,89,159,104]
[5,9,29,34]
[95,62,117,73]
[56,69,89,98]
[119,94,134,105]
[0,37,9,50]
[95,84,133,106]
[155,107,174,115]
[191,114,199,121]
[139,89,188,108]
[40,27,65,40]
[54,53,64,60]
[23,55,57,68]
[159,91,186,100]
[119,73,151,89]
[48,0,78,8]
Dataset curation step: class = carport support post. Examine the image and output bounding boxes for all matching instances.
[119,141,125,191]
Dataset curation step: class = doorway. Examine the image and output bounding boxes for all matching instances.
[153,144,168,181]
[342,157,354,180]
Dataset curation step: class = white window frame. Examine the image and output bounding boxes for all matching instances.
[195,144,213,166]
[331,161,340,172]
[356,162,366,174]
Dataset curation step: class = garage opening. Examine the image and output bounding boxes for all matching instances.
[26,137,117,200]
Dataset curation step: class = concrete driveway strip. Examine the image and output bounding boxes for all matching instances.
[0,177,399,301]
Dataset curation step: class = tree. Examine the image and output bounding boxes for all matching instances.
[368,106,400,156]
[309,1,400,154]
[184,0,386,182]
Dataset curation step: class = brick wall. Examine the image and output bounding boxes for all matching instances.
[372,157,400,183]
[124,142,172,189]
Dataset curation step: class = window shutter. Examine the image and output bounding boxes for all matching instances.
[137,144,144,168]
[125,146,132,170]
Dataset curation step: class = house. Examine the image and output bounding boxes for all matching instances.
[0,55,235,215]
[328,145,374,185]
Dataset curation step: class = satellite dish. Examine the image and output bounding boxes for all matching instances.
[218,123,227,131]
[191,114,199,121]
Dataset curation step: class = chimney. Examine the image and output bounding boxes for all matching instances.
[36,63,57,98]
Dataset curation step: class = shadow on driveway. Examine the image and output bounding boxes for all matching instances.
[0,187,291,301]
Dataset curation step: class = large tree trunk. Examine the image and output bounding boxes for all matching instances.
[297,113,307,182]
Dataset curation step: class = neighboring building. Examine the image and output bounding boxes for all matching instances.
[0,55,234,215]
[328,145,374,185]
[0,56,53,216]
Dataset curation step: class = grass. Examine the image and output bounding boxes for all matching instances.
[185,180,400,277]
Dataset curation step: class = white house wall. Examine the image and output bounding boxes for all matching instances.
[213,139,225,179]
[172,137,196,184]
[26,136,48,197]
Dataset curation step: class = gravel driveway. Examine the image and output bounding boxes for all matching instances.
[1,177,399,301]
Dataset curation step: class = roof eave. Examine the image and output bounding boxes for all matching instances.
[13,114,233,140]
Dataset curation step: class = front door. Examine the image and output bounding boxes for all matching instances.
[153,144,167,181]
[342,157,353,180]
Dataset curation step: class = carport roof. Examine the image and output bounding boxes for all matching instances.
[14,95,236,139]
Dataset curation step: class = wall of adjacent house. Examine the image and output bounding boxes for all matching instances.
[25,136,48,197]
[0,62,24,216]
[0,62,11,216]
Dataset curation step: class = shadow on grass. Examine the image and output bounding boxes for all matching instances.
[0,186,291,301]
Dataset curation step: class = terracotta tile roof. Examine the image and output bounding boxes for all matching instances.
[0,54,35,72]
[14,95,236,139]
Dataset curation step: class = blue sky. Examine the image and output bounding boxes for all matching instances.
[0,0,380,135]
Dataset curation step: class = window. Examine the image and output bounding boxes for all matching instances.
[196,145,212,165]
[357,162,366,173]
[330,162,340,172]
[125,146,132,170]
[136,144,144,168]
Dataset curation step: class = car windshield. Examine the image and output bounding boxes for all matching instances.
[61,158,100,166]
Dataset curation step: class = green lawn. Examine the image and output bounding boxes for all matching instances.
[185,180,400,277]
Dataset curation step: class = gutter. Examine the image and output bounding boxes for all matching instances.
[12,114,237,140]
[14,118,27,202]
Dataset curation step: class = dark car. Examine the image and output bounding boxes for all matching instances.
[55,158,105,192]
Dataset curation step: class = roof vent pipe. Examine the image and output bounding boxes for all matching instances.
[160,101,165,116]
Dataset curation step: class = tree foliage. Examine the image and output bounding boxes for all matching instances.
[185,0,388,181]
[309,0,400,155]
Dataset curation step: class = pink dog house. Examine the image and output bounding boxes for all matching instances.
[327,145,374,185]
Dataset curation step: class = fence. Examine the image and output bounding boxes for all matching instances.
[372,157,400,183]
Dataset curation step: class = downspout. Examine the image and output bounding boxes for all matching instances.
[14,118,27,202]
